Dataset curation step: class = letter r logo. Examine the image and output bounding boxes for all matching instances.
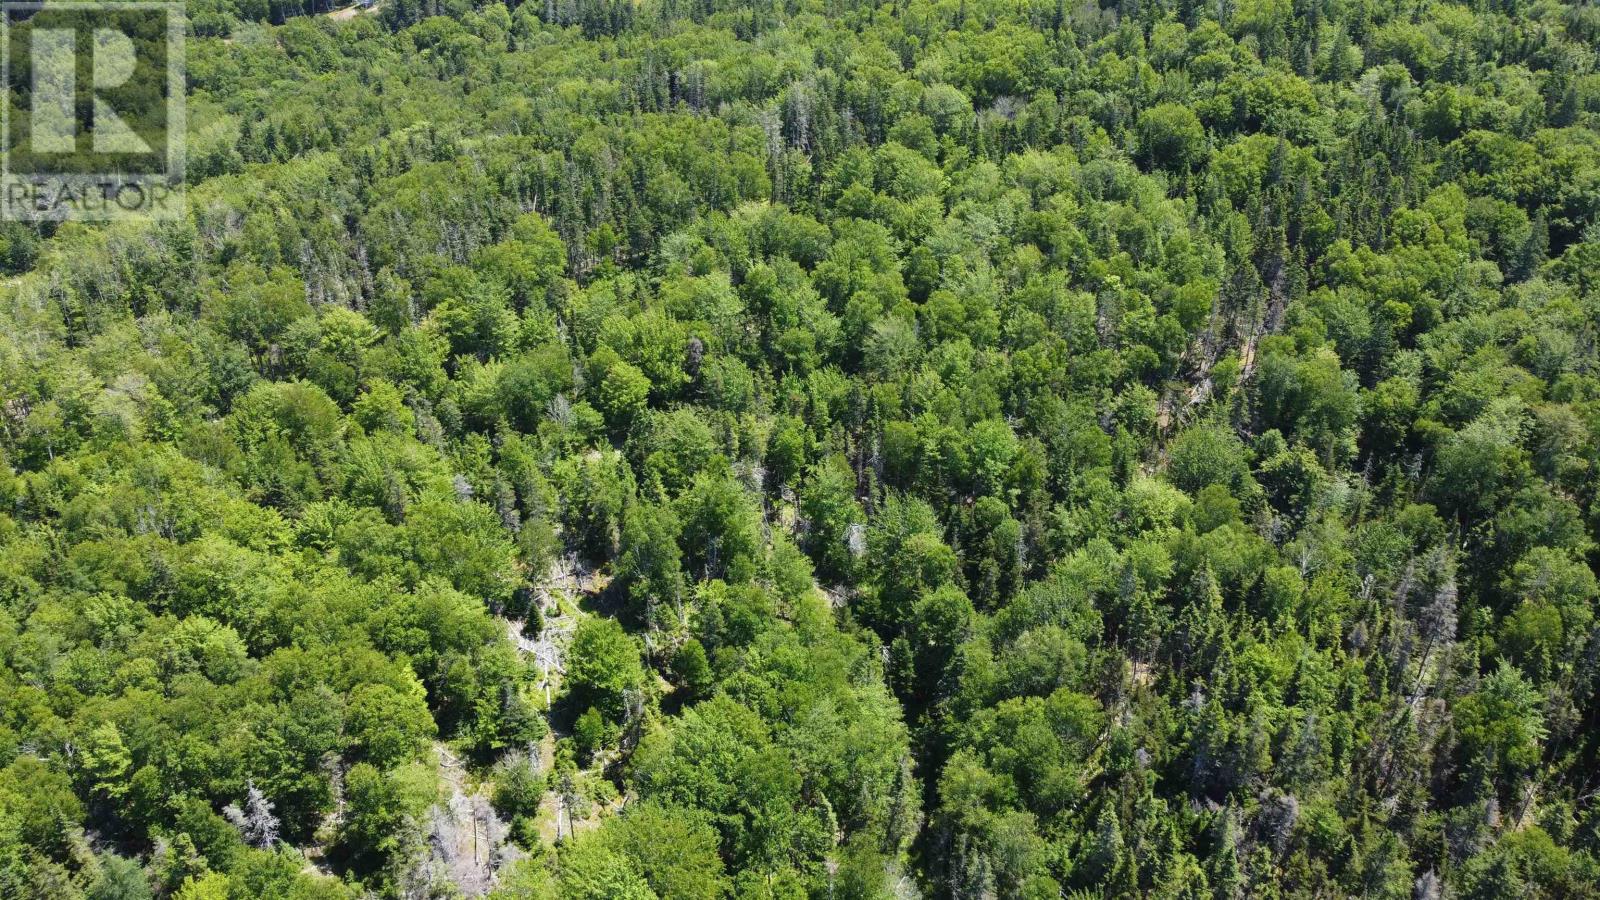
[1,2,185,221]
[30,26,151,154]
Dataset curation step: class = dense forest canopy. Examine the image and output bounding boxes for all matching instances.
[2,0,1600,896]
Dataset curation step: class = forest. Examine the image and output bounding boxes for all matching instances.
[1,0,1599,895]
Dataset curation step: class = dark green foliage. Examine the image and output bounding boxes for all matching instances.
[3,0,1600,896]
